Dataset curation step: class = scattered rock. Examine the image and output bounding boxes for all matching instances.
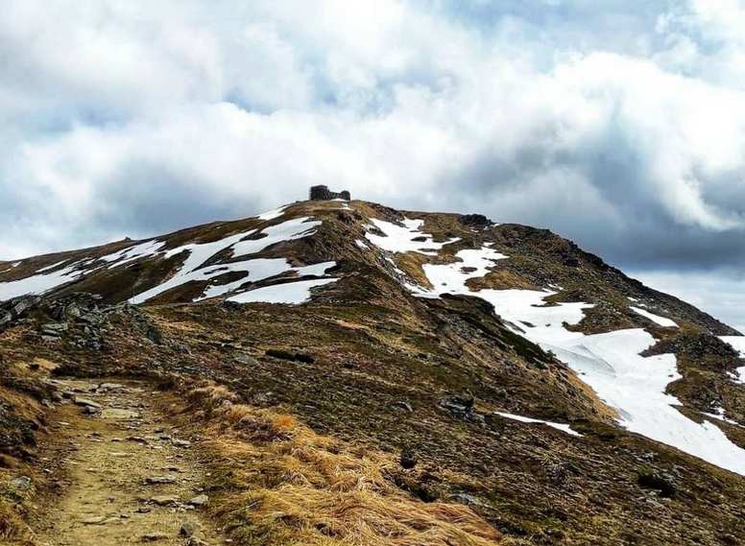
[149,495,179,506]
[73,397,102,410]
[188,494,209,507]
[252,391,274,405]
[98,382,125,392]
[172,439,191,448]
[460,213,492,228]
[146,476,176,485]
[439,394,479,421]
[180,521,200,538]
[12,295,40,314]
[40,322,68,337]
[450,493,491,509]
[0,295,40,330]
[400,449,417,469]
[10,476,32,490]
[638,472,677,498]
[393,401,414,413]
[233,353,259,366]
[82,516,109,525]
[0,310,12,328]
[265,348,315,364]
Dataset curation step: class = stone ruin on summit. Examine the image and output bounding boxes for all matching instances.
[309,185,351,201]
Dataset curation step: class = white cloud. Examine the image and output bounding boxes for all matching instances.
[2,1,745,331]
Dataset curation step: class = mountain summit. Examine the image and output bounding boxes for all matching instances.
[1,197,744,545]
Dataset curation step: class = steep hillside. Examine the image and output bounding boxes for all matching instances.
[1,198,744,545]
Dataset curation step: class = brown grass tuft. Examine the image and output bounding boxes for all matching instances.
[179,382,501,545]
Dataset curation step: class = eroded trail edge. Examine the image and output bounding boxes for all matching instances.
[34,378,223,546]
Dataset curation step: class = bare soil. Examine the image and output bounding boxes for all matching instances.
[32,378,224,546]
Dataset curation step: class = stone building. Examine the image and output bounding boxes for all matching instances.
[309,185,351,201]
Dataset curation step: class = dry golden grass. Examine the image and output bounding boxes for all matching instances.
[181,383,502,546]
[465,270,536,292]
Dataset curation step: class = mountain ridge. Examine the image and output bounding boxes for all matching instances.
[1,197,744,545]
[0,198,739,336]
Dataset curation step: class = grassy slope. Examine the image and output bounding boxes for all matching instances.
[0,199,744,544]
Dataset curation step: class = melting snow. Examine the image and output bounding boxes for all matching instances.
[422,247,508,295]
[495,412,582,437]
[128,229,257,304]
[196,258,296,301]
[226,278,337,305]
[414,244,745,474]
[0,263,85,301]
[630,306,678,328]
[257,205,287,221]
[0,262,21,275]
[37,260,68,273]
[232,217,321,257]
[365,218,460,255]
[355,239,369,250]
[130,217,324,304]
[702,407,743,429]
[100,240,165,268]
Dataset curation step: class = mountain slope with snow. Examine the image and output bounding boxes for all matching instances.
[2,197,745,545]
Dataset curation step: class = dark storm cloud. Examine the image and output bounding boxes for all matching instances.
[440,129,745,270]
[90,162,258,237]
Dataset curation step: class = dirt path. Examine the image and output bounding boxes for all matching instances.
[33,378,224,546]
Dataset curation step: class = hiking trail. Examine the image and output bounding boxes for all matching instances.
[33,378,224,546]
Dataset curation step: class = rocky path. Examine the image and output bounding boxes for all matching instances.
[34,379,224,546]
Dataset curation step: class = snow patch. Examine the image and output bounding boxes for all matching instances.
[196,258,295,301]
[129,229,256,304]
[37,260,68,273]
[495,412,582,437]
[630,306,678,328]
[702,407,743,429]
[100,240,165,268]
[130,217,323,304]
[421,247,508,295]
[486,297,745,474]
[0,263,85,301]
[365,218,460,255]
[413,246,745,475]
[258,205,287,221]
[232,217,320,257]
[226,278,337,305]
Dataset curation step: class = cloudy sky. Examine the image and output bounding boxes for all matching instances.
[2,0,745,329]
